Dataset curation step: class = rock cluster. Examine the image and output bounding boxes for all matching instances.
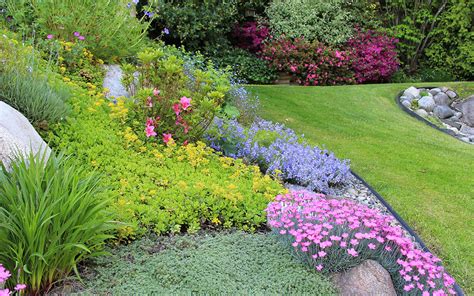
[399,86,474,143]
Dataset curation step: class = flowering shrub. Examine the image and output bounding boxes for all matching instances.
[122,47,230,144]
[266,191,457,295]
[205,118,350,193]
[231,21,270,53]
[261,37,355,86]
[347,29,399,83]
[0,265,26,296]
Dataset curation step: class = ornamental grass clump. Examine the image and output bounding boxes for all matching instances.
[0,152,113,294]
[205,118,350,193]
[266,191,457,295]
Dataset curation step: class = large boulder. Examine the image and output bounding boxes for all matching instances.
[456,97,474,127]
[0,102,51,170]
[433,92,450,106]
[403,86,420,98]
[332,260,396,296]
[460,124,474,136]
[418,96,436,112]
[433,105,455,119]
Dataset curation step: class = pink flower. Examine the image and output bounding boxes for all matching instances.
[14,284,26,291]
[368,243,376,250]
[145,125,157,137]
[146,96,153,107]
[340,241,347,248]
[46,34,54,39]
[318,251,326,257]
[384,246,392,252]
[180,96,191,110]
[0,265,11,282]
[146,118,154,126]
[290,65,297,72]
[172,103,181,115]
[74,31,81,37]
[78,35,85,41]
[0,288,11,296]
[347,248,358,257]
[162,133,173,144]
[153,88,160,96]
[316,264,323,271]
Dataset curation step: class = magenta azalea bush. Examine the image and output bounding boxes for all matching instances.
[0,264,26,296]
[266,191,457,295]
[232,21,270,53]
[261,36,355,86]
[347,29,399,83]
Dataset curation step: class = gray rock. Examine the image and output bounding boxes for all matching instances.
[415,109,429,118]
[418,96,436,112]
[403,86,420,98]
[457,98,474,127]
[446,90,457,99]
[429,88,441,95]
[452,112,463,120]
[103,64,130,98]
[433,105,455,119]
[0,102,51,171]
[441,87,449,92]
[441,119,462,130]
[401,100,412,108]
[332,260,396,296]
[433,92,450,106]
[460,137,470,143]
[460,124,474,136]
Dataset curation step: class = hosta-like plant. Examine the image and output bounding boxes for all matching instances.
[0,152,113,295]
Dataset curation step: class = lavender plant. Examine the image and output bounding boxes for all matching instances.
[205,118,350,193]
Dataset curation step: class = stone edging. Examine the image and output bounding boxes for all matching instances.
[395,89,472,145]
[350,170,465,296]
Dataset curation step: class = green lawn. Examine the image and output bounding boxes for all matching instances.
[248,82,474,293]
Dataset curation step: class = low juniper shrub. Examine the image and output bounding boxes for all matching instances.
[266,191,457,295]
[205,118,350,193]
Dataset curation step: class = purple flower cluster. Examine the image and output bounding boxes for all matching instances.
[266,191,457,295]
[205,118,350,193]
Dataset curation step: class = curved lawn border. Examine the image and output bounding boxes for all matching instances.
[350,170,465,296]
[395,89,471,145]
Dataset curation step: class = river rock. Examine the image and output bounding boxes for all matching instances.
[418,96,436,112]
[415,109,429,118]
[446,90,457,99]
[0,102,51,171]
[332,260,396,296]
[433,92,450,106]
[460,124,474,136]
[401,100,411,108]
[441,87,449,92]
[403,86,420,98]
[441,119,461,130]
[433,105,455,119]
[429,88,441,95]
[457,98,474,127]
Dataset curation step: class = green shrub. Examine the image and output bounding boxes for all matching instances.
[265,0,354,45]
[2,0,153,60]
[152,0,238,50]
[0,70,70,129]
[0,152,113,294]
[205,46,277,84]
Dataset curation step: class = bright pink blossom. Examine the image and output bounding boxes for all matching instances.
[145,125,157,137]
[180,96,191,110]
[162,133,173,144]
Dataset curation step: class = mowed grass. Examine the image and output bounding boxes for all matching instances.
[248,82,474,293]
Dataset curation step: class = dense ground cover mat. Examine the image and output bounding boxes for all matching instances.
[48,80,284,241]
[74,232,336,295]
[248,82,474,293]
